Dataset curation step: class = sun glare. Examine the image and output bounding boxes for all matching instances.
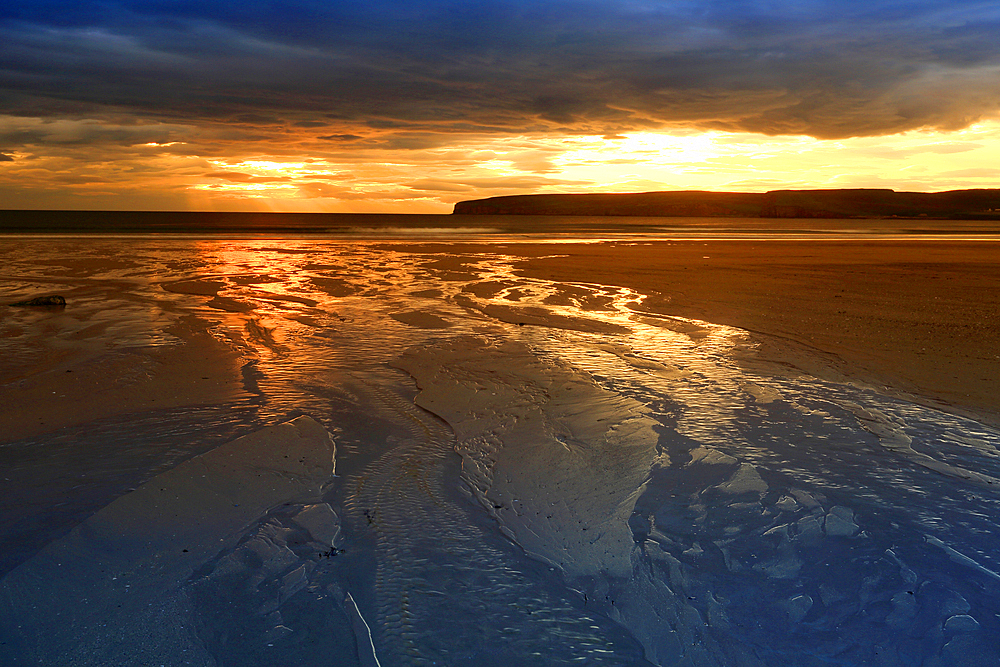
[536,122,1000,194]
[50,120,992,212]
[234,160,309,173]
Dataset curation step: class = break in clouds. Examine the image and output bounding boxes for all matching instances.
[2,0,1000,145]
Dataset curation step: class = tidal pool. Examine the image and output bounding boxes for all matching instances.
[1,238,998,666]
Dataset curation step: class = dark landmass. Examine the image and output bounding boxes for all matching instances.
[453,188,1000,219]
[3,196,1000,237]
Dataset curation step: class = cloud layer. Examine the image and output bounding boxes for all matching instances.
[3,0,1000,140]
[2,1,999,211]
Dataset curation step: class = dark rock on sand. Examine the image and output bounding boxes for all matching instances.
[10,295,67,307]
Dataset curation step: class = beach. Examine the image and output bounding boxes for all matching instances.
[2,232,999,665]
[4,238,997,438]
[499,239,1000,424]
[7,0,1000,660]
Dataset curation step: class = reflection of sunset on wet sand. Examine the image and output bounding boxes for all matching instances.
[2,234,999,665]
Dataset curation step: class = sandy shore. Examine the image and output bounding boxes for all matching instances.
[0,317,247,443]
[493,239,1000,424]
[3,236,997,442]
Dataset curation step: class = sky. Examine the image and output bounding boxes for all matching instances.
[1,0,999,212]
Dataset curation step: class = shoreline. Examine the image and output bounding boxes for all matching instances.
[4,210,1000,238]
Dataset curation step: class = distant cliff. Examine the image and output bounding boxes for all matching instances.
[453,189,1000,219]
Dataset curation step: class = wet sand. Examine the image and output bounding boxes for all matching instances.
[0,312,248,443]
[3,237,997,443]
[4,236,1000,664]
[500,240,1000,424]
[0,329,246,442]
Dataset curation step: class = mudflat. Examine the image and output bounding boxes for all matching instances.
[503,239,1000,424]
[4,234,997,441]
[0,320,247,442]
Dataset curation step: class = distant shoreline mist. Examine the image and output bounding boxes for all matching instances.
[0,211,479,235]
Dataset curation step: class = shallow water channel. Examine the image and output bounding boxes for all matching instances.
[2,238,999,666]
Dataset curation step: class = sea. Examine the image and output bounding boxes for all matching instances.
[1,215,999,666]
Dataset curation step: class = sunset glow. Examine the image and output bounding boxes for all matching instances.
[4,3,1000,662]
[2,1,998,211]
[3,120,997,212]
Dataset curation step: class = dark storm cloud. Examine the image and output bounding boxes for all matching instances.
[2,1,999,140]
[318,134,363,142]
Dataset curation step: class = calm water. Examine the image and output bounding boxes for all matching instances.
[1,236,999,666]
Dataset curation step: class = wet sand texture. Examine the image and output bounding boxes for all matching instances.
[0,416,337,665]
[0,323,247,442]
[396,336,659,577]
[0,267,249,442]
[389,310,453,328]
[2,236,999,665]
[505,240,1000,422]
